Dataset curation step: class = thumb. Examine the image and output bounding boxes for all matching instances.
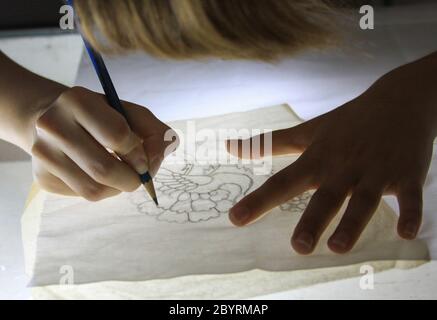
[226,118,320,159]
[118,138,151,176]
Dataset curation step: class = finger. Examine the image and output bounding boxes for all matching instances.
[292,181,349,255]
[229,156,315,226]
[397,183,423,240]
[127,104,179,175]
[32,139,120,201]
[122,127,177,179]
[139,128,179,177]
[36,115,140,192]
[32,160,76,196]
[226,116,322,159]
[119,102,178,177]
[66,88,148,174]
[328,181,384,254]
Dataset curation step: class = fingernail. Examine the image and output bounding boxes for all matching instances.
[229,206,251,226]
[132,154,149,175]
[294,232,314,253]
[330,232,350,251]
[403,221,418,238]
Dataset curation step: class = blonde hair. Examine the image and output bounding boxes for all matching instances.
[74,0,342,60]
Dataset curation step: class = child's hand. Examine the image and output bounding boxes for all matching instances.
[29,86,177,201]
[228,53,437,254]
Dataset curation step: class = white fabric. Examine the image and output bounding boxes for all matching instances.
[29,261,426,300]
[23,166,429,299]
[27,105,428,287]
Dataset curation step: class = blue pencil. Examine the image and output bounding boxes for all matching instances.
[67,0,158,205]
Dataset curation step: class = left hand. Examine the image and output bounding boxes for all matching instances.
[227,52,437,254]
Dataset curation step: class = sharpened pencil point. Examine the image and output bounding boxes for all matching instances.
[153,197,159,206]
[142,177,158,207]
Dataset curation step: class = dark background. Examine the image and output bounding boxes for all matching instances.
[0,0,64,30]
[0,0,426,31]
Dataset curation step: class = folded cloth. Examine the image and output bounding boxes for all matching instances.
[22,105,428,294]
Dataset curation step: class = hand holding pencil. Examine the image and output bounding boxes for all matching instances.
[45,0,165,203]
[81,42,161,204]
[28,85,177,201]
[0,30,177,203]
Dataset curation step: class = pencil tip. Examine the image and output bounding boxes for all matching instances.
[142,175,158,206]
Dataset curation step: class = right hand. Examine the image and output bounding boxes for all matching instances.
[29,86,177,201]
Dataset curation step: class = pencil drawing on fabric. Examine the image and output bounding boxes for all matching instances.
[129,161,313,224]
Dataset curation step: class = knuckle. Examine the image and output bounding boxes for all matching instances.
[302,146,322,164]
[80,183,107,202]
[56,86,93,114]
[35,108,60,132]
[69,86,88,95]
[355,188,378,204]
[315,187,342,204]
[30,140,46,158]
[108,118,132,148]
[87,159,116,182]
[298,150,322,178]
[32,168,57,192]
[59,86,88,105]
[400,182,423,198]
[267,173,289,189]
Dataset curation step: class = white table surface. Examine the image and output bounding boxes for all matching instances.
[0,161,33,299]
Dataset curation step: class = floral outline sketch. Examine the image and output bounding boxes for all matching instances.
[129,163,312,223]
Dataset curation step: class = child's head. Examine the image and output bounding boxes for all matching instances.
[74,0,341,60]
